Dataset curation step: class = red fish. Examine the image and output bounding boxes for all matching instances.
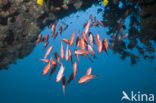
[76,33,80,47]
[74,50,90,55]
[94,16,96,22]
[79,38,85,50]
[49,63,57,80]
[54,52,61,65]
[111,33,117,39]
[74,49,79,63]
[42,61,51,75]
[119,19,124,28]
[44,41,49,49]
[68,49,73,63]
[62,38,69,44]
[102,38,108,53]
[62,75,66,95]
[81,32,87,43]
[78,75,97,84]
[51,23,56,36]
[40,59,49,63]
[36,33,42,45]
[44,46,53,59]
[65,45,69,61]
[87,44,95,56]
[58,24,62,36]
[86,67,92,75]
[96,34,102,53]
[84,19,90,35]
[89,14,93,22]
[97,20,104,27]
[63,25,68,31]
[56,63,65,82]
[88,32,94,47]
[43,34,49,42]
[60,40,64,59]
[73,62,77,79]
[121,33,128,39]
[66,72,74,86]
[50,57,57,65]
[69,30,75,46]
[53,32,58,40]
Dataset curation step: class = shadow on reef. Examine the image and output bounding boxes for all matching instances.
[0,0,97,69]
[101,0,156,65]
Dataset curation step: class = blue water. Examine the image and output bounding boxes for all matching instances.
[0,4,156,103]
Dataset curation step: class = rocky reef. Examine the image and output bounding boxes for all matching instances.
[0,0,95,69]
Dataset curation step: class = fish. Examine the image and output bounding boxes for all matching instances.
[51,23,56,37]
[119,27,123,35]
[119,19,124,28]
[56,63,65,82]
[53,32,58,40]
[89,14,93,22]
[43,34,49,42]
[65,45,69,61]
[37,0,43,6]
[55,7,61,11]
[88,32,94,47]
[62,4,68,9]
[84,19,90,35]
[87,44,95,56]
[62,76,66,95]
[63,25,68,31]
[66,72,74,86]
[96,34,102,53]
[97,20,104,27]
[102,38,108,54]
[42,61,51,75]
[121,33,128,39]
[83,22,87,28]
[68,49,73,63]
[36,33,42,45]
[50,57,57,65]
[49,63,57,80]
[76,33,80,47]
[54,52,61,65]
[78,75,97,84]
[74,50,90,55]
[44,46,53,59]
[103,0,109,6]
[58,24,62,36]
[69,30,75,46]
[81,32,87,43]
[44,41,49,49]
[60,40,64,59]
[90,22,98,27]
[73,62,77,79]
[74,49,79,63]
[94,16,96,22]
[86,67,92,75]
[111,33,117,39]
[62,38,69,44]
[79,38,85,50]
[40,59,50,63]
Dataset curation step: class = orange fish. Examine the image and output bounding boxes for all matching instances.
[121,33,128,39]
[62,75,66,95]
[87,44,95,56]
[40,59,49,63]
[44,46,53,59]
[102,38,108,54]
[53,32,58,40]
[43,34,49,42]
[55,7,61,11]
[66,72,74,86]
[68,49,73,63]
[74,49,90,55]
[79,38,85,50]
[58,24,62,36]
[90,22,98,27]
[56,63,65,82]
[54,52,61,65]
[60,40,64,59]
[76,33,80,47]
[51,23,56,36]
[62,38,69,44]
[69,30,75,46]
[36,33,42,45]
[65,45,69,61]
[44,41,49,49]
[96,34,102,53]
[42,61,51,75]
[84,19,90,35]
[73,62,77,79]
[49,63,57,80]
[88,32,94,47]
[50,57,57,65]
[81,32,87,43]
[97,20,104,27]
[111,33,117,39]
[86,67,92,75]
[74,49,79,63]
[78,75,97,84]
[119,19,124,28]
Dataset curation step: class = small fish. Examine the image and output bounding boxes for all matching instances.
[58,24,62,36]
[53,32,58,40]
[74,50,90,55]
[42,34,49,42]
[51,23,56,37]
[65,45,69,61]
[50,57,57,65]
[76,33,80,47]
[97,20,104,27]
[60,40,64,59]
[74,49,79,63]
[40,59,49,63]
[62,38,69,44]
[119,27,123,35]
[88,32,94,47]
[103,0,109,6]
[55,7,61,11]
[86,67,92,75]
[83,22,87,28]
[96,34,102,53]
[111,33,117,39]
[66,72,74,86]
[37,0,43,6]
[78,75,97,84]
[62,4,68,9]
[62,76,66,95]
[36,33,42,45]
[56,63,65,82]
[44,41,49,49]
[102,38,108,54]
[63,25,68,31]
[81,32,87,43]
[90,22,98,27]
[42,61,51,75]
[94,16,96,22]
[87,44,95,56]
[54,52,61,65]
[119,19,124,28]
[44,46,53,59]
[69,30,75,46]
[49,64,57,80]
[73,62,77,79]
[68,49,73,63]
[89,14,93,22]
[79,38,85,50]
[121,33,128,39]
[84,19,90,35]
